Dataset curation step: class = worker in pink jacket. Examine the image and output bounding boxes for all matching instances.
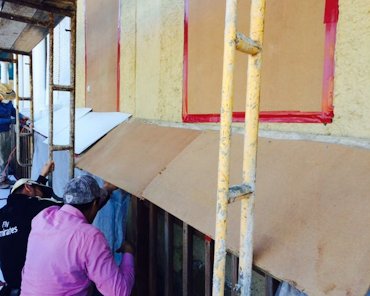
[20,175,135,296]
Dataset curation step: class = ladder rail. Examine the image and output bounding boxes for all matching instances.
[15,53,34,167]
[48,13,55,185]
[212,0,266,295]
[212,0,238,294]
[48,12,76,184]
[239,0,266,294]
[29,54,34,164]
[69,11,76,182]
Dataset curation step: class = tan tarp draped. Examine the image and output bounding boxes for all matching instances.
[77,120,370,296]
[76,120,201,196]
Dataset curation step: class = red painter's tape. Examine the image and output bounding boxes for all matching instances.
[324,0,339,24]
[84,0,87,106]
[204,235,212,242]
[183,111,334,124]
[322,23,337,113]
[117,0,122,111]
[182,0,189,121]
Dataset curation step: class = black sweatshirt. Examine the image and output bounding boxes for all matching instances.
[0,176,59,289]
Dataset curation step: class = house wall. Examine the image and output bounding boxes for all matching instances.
[115,0,370,140]
[261,0,370,139]
[74,2,370,294]
[120,0,184,122]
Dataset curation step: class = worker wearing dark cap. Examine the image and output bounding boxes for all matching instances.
[21,175,134,296]
[0,161,58,296]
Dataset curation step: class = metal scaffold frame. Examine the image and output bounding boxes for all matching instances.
[212,0,266,295]
[0,1,77,180]
[48,12,77,182]
[14,53,34,168]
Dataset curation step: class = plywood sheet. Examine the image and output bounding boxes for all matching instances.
[76,120,201,196]
[143,132,370,296]
[187,0,325,114]
[85,0,119,111]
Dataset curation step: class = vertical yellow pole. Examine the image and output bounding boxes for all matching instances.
[239,0,266,295]
[48,13,54,186]
[212,0,237,295]
[14,55,21,165]
[69,12,76,179]
[29,54,34,160]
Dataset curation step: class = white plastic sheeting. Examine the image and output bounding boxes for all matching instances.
[44,112,131,154]
[0,188,10,208]
[33,107,92,137]
[275,282,307,296]
[34,107,131,155]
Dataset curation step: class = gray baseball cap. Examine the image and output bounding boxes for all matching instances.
[63,175,107,205]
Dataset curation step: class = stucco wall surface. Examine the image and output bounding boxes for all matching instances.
[119,0,370,141]
[120,0,183,122]
[260,0,370,140]
[78,0,370,141]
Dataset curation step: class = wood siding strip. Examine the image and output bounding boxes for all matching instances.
[204,236,214,296]
[265,275,280,296]
[231,255,239,296]
[149,204,157,296]
[164,212,173,296]
[182,223,193,296]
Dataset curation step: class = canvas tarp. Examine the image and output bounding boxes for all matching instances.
[76,120,201,196]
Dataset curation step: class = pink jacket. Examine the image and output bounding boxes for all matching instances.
[21,205,134,295]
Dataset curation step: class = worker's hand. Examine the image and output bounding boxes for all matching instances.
[116,241,135,255]
[20,116,30,126]
[41,160,55,177]
[97,182,117,210]
[103,181,118,194]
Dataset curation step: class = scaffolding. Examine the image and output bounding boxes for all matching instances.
[212,0,266,295]
[0,0,77,180]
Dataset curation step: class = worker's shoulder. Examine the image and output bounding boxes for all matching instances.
[77,222,102,236]
[0,101,14,112]
[0,203,11,219]
[69,222,106,250]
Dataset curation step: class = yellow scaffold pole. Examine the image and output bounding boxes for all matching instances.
[239,0,266,294]
[212,0,238,294]
[212,0,266,295]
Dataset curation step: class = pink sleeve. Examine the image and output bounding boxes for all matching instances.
[84,231,135,296]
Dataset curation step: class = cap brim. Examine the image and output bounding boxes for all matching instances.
[36,183,60,200]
